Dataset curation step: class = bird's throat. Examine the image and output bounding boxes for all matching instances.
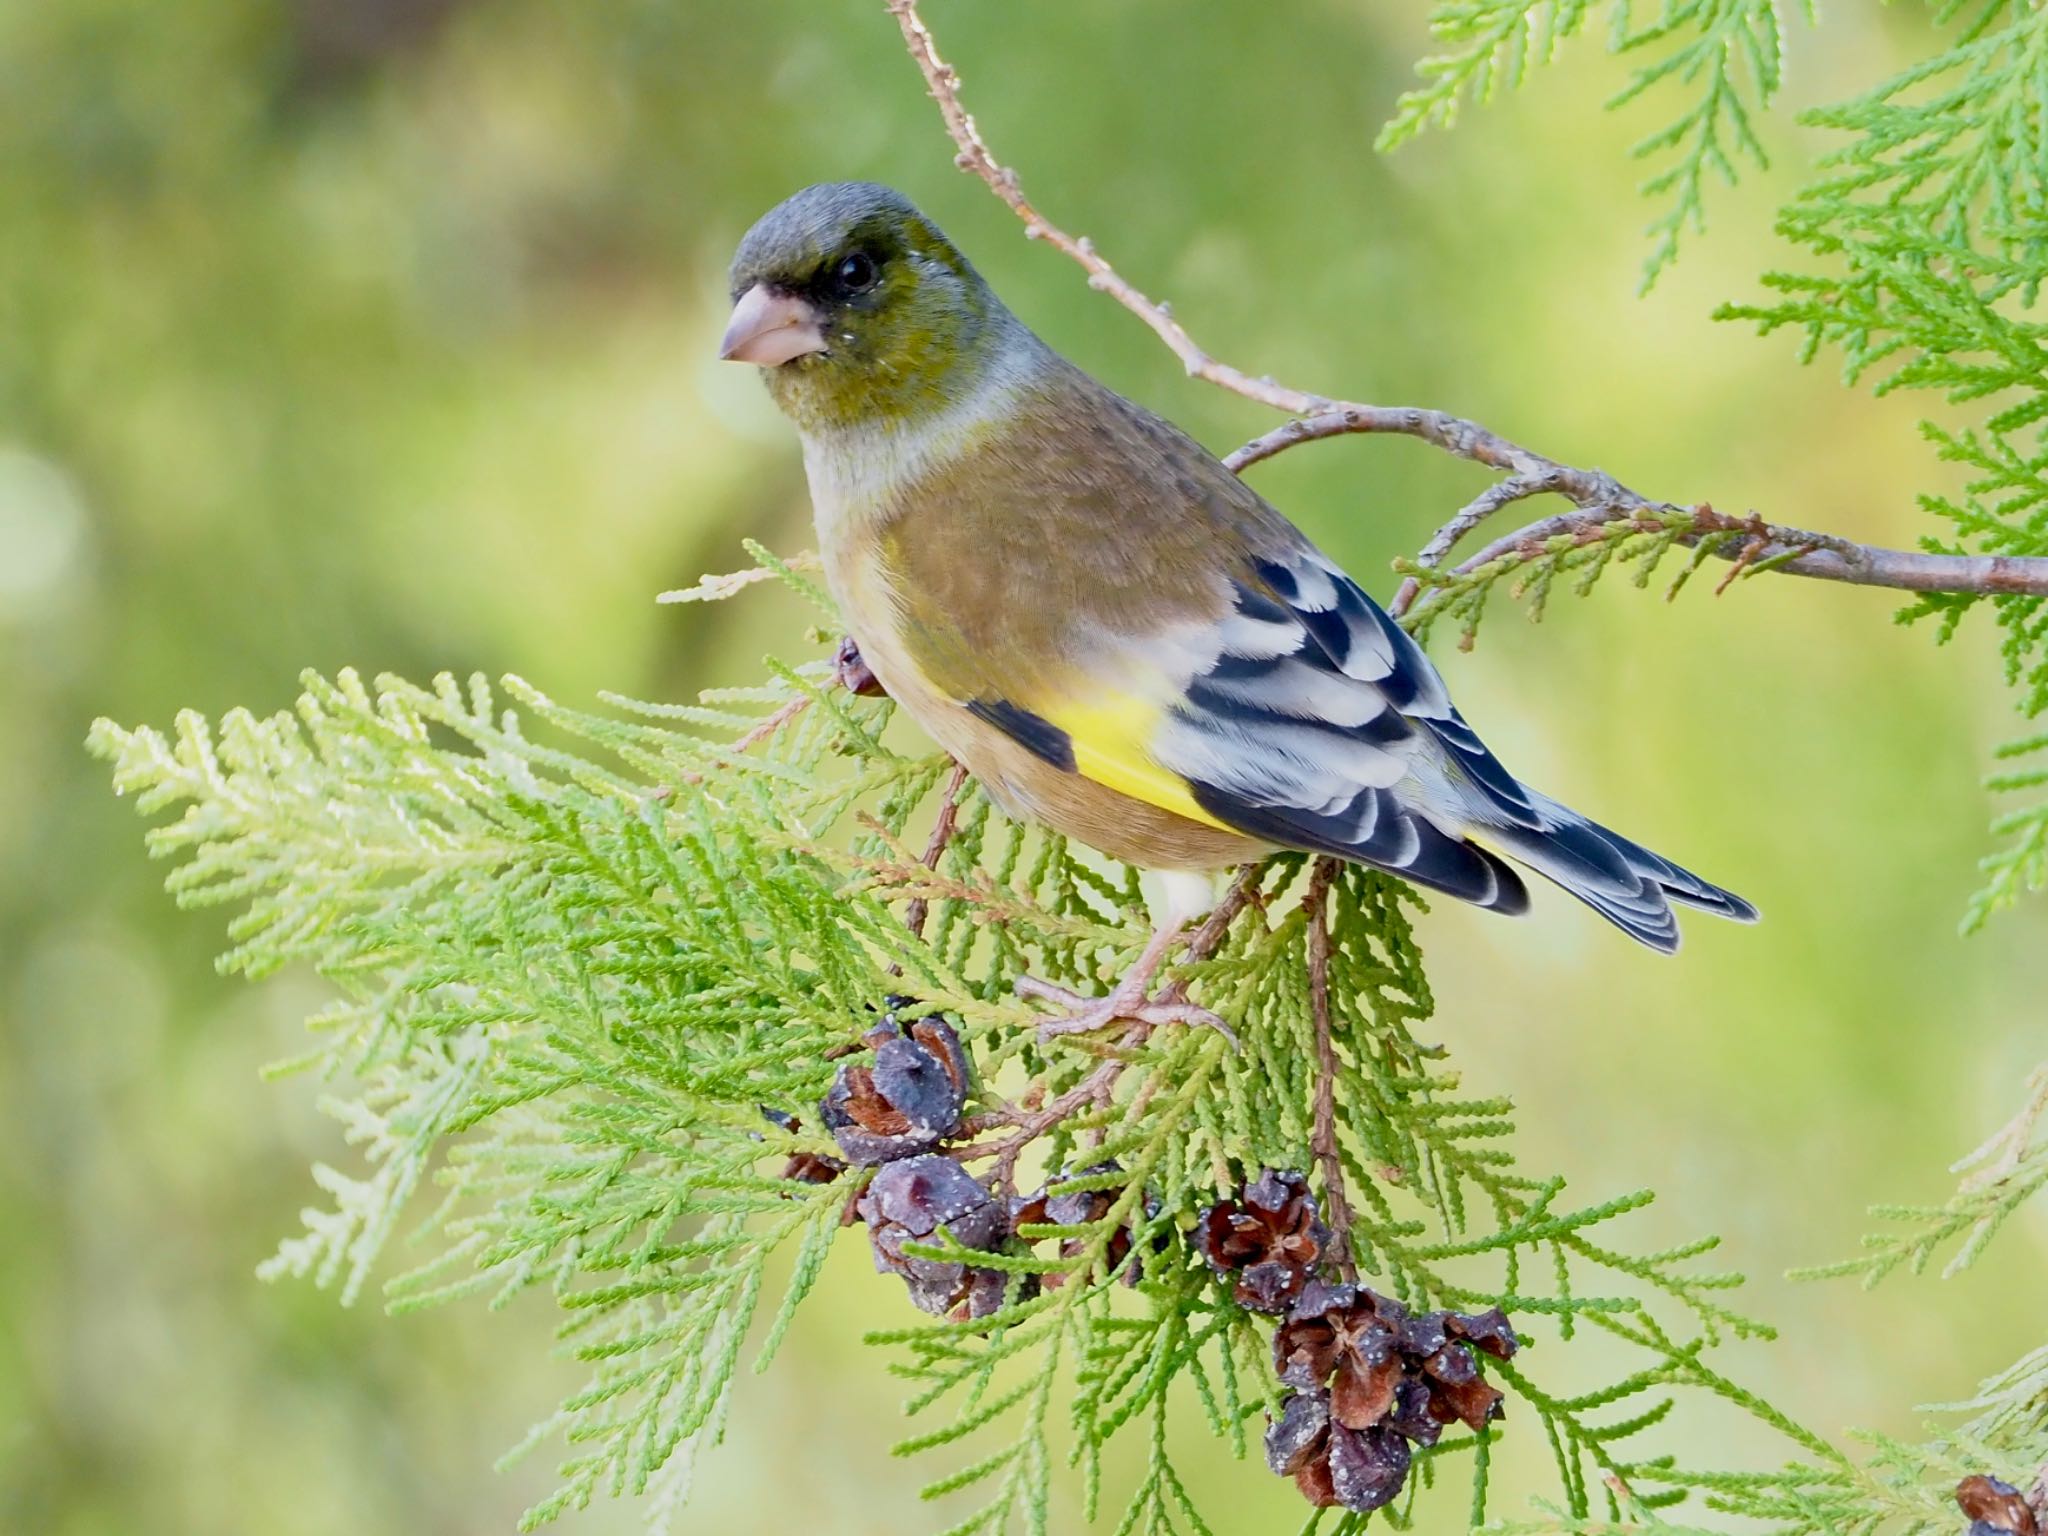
[797,356,1036,538]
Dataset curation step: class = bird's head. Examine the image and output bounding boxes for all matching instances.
[721,182,1014,434]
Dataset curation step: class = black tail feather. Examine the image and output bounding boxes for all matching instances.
[1486,811,1757,953]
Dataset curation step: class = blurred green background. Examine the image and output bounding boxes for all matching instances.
[4,2,2043,1532]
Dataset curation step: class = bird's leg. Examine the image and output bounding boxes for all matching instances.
[1015,906,1236,1047]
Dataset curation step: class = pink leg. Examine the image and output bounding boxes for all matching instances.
[1015,913,1236,1047]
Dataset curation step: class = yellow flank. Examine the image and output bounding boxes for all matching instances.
[1046,695,1236,834]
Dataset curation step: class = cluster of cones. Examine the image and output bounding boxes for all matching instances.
[775,1003,1152,1320]
[1197,1168,1518,1515]
[771,1017,1517,1516]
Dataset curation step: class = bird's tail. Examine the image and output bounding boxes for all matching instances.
[1482,795,1758,954]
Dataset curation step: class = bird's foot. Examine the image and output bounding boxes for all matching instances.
[1014,974,1237,1049]
[832,634,887,698]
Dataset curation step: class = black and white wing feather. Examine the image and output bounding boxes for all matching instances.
[1151,548,1533,914]
[1148,544,1756,951]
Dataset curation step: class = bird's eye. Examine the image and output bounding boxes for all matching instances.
[834,251,880,295]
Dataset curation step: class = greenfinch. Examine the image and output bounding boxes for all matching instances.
[720,183,1754,1029]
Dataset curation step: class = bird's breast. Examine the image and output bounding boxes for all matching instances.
[814,527,1262,873]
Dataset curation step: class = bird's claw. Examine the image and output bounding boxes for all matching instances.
[1014,975,1237,1049]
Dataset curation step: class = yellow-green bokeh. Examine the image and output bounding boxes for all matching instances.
[2,3,2042,1533]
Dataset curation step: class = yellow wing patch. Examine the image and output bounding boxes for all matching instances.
[1046,695,1236,834]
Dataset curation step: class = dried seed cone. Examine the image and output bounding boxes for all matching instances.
[1197,1168,1331,1313]
[757,1106,847,1188]
[1266,1282,1519,1512]
[1956,1474,2041,1536]
[858,1154,1009,1318]
[1264,1388,1412,1513]
[821,1012,970,1165]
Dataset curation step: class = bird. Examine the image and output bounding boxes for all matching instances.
[718,181,1756,1036]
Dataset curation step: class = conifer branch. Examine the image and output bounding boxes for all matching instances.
[877,8,2048,1529]
[1796,1063,2048,1287]
[903,758,970,942]
[1371,0,1808,285]
[1393,502,2048,624]
[93,592,1836,1531]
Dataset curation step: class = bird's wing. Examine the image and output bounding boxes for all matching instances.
[1130,547,1539,909]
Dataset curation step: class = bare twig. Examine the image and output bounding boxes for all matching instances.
[1222,405,1588,482]
[885,0,2048,605]
[1414,470,1577,568]
[672,691,815,787]
[1166,862,1263,1001]
[1713,518,1774,597]
[887,0,1329,416]
[1304,857,1358,1283]
[884,0,2048,1252]
[973,1061,1128,1192]
[843,830,1080,936]
[1401,502,2048,621]
[903,760,971,941]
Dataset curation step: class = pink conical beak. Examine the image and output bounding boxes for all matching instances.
[719,284,828,366]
